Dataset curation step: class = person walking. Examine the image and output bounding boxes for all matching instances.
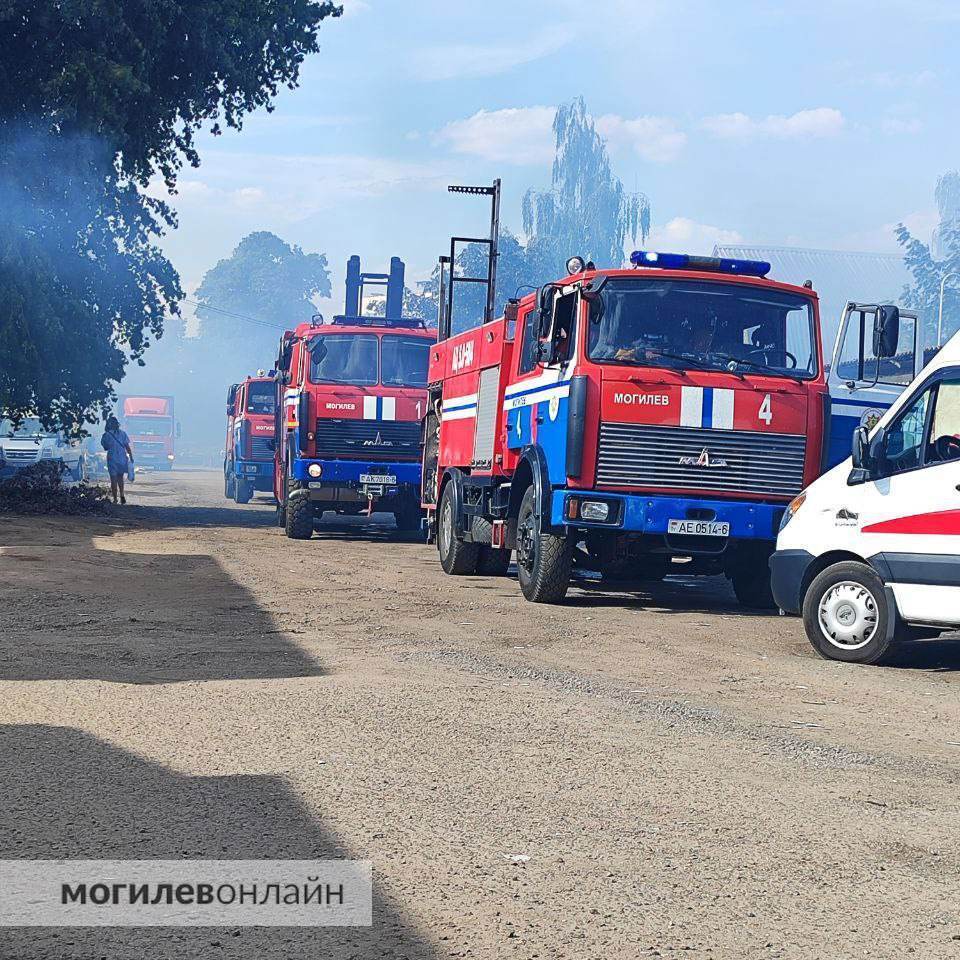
[101,416,134,504]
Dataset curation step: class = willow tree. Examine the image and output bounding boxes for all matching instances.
[522,97,651,279]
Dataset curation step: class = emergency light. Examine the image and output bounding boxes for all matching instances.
[630,250,771,278]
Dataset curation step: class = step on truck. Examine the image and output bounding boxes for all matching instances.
[273,255,436,540]
[422,182,918,606]
[117,395,180,471]
[224,373,276,504]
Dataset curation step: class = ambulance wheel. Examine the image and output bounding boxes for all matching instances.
[285,494,314,540]
[438,483,479,575]
[802,562,895,665]
[234,479,253,505]
[516,486,572,603]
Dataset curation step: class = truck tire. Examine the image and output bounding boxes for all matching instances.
[731,544,777,609]
[802,561,896,665]
[471,517,511,575]
[516,486,572,603]
[224,465,235,499]
[234,479,253,505]
[285,493,314,540]
[438,482,479,575]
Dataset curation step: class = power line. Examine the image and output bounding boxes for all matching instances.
[183,298,288,331]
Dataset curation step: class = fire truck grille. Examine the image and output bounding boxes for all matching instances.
[250,437,274,461]
[135,442,166,454]
[596,423,807,499]
[314,419,421,461]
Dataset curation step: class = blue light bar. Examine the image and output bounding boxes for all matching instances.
[630,250,771,278]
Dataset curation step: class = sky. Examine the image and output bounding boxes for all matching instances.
[158,0,960,326]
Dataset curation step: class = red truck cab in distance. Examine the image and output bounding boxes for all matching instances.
[424,251,829,606]
[117,395,179,471]
[224,375,276,504]
[273,256,436,540]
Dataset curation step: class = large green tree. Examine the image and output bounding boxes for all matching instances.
[896,171,960,351]
[0,0,340,432]
[194,231,331,371]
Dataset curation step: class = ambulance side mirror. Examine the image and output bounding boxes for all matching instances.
[849,424,886,485]
[873,304,901,359]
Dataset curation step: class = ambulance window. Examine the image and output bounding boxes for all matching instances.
[883,389,930,472]
[518,306,540,375]
[930,379,960,460]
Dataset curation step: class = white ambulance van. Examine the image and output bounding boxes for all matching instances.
[772,320,960,664]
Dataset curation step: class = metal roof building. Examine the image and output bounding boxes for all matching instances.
[713,244,910,350]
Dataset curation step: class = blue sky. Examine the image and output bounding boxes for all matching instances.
[158,0,960,323]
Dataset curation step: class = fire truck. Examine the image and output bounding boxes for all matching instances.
[273,255,436,540]
[224,373,276,504]
[422,183,915,606]
[117,395,179,470]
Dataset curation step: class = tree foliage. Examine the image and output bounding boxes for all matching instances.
[896,171,960,348]
[194,231,331,371]
[414,98,651,335]
[0,0,340,432]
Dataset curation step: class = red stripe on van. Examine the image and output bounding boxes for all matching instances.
[863,510,960,535]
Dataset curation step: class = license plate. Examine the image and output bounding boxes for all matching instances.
[667,519,730,537]
[360,474,396,485]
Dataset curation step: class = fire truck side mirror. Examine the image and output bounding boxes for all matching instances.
[873,304,901,359]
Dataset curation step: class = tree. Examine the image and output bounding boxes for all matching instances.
[415,98,651,335]
[896,171,960,350]
[523,97,650,279]
[194,231,331,371]
[0,0,341,432]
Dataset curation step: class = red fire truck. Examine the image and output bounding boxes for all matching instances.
[117,395,179,471]
[273,256,436,540]
[224,374,276,504]
[422,183,841,607]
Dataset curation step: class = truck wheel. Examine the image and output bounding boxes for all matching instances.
[224,466,235,498]
[277,502,286,528]
[516,486,572,603]
[234,479,253,505]
[285,494,314,540]
[72,458,86,483]
[802,562,895,665]
[438,483,479,574]
[731,545,777,609]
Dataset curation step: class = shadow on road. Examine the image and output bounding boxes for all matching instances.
[883,635,960,672]
[0,724,436,960]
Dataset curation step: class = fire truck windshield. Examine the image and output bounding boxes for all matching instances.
[124,416,172,436]
[309,334,378,386]
[246,381,276,415]
[587,278,817,379]
[381,335,430,388]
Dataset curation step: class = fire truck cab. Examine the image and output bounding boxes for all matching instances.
[274,256,436,540]
[224,374,276,504]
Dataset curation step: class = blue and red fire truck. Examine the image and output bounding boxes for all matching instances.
[224,374,276,504]
[273,256,436,540]
[421,182,912,606]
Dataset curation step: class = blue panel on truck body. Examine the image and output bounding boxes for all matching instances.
[551,491,784,541]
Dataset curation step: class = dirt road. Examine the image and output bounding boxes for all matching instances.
[2,470,960,959]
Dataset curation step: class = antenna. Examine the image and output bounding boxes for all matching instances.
[444,179,501,337]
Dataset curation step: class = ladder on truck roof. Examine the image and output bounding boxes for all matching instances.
[438,180,501,340]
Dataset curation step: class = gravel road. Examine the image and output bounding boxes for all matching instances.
[2,470,959,959]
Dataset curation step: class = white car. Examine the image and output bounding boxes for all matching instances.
[772,328,960,664]
[0,418,85,482]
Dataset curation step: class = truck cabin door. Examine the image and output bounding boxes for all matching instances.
[848,366,960,625]
[827,303,921,469]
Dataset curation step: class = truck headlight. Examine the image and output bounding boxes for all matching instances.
[779,492,807,532]
[580,501,610,522]
[308,463,323,478]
